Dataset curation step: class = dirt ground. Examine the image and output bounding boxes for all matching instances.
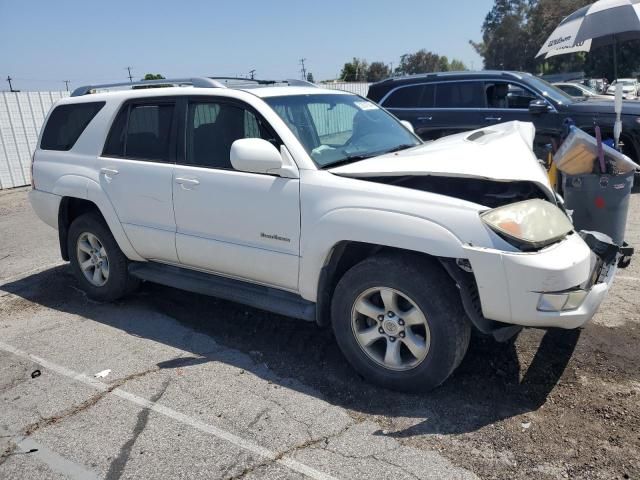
[1,186,639,479]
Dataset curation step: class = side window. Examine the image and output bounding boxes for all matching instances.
[102,102,175,161]
[434,82,485,108]
[485,82,537,109]
[383,84,434,108]
[185,102,269,169]
[41,102,105,151]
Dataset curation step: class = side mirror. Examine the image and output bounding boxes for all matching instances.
[529,99,550,114]
[400,120,415,133]
[230,138,283,174]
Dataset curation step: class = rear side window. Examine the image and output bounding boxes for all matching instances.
[40,102,105,151]
[383,85,435,108]
[103,102,175,161]
[435,82,485,108]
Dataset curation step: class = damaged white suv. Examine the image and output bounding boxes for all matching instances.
[29,77,623,391]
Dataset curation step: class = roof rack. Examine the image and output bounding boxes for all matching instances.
[70,77,226,97]
[208,77,318,88]
[70,76,318,97]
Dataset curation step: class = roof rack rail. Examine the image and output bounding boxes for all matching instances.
[70,77,226,97]
[284,79,318,87]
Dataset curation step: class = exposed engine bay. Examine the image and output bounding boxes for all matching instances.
[363,175,553,209]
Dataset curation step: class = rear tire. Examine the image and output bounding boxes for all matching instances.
[68,213,139,301]
[331,253,470,392]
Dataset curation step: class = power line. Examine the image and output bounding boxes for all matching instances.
[6,75,18,92]
[299,58,307,80]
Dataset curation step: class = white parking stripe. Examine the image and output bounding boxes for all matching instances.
[0,340,340,480]
[617,275,640,282]
[15,437,100,480]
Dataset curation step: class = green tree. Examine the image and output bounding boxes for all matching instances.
[366,61,391,82]
[449,59,467,71]
[340,58,369,81]
[471,0,531,70]
[396,49,442,75]
[142,73,166,80]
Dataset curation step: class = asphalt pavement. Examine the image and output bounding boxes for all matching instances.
[0,187,638,480]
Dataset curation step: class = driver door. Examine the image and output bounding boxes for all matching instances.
[172,98,301,291]
[482,81,562,157]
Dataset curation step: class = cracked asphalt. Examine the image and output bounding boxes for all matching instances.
[0,186,639,479]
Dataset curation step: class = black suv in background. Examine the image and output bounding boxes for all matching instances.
[367,71,640,166]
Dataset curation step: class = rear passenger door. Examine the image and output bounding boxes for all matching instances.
[172,98,300,291]
[429,81,486,138]
[380,84,436,139]
[99,98,179,263]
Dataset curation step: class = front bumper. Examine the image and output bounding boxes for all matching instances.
[463,232,620,329]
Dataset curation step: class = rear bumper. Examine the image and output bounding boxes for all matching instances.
[463,233,616,329]
[28,188,60,230]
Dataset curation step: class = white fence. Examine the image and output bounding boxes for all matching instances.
[320,82,371,97]
[0,91,69,189]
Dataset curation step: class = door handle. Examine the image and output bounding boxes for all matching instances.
[100,168,119,176]
[175,177,200,186]
[417,116,433,121]
[485,117,502,122]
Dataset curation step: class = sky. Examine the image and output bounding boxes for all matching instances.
[0,0,494,92]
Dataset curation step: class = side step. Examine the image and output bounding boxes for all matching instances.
[128,262,316,322]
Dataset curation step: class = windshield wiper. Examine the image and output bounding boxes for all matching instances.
[321,153,376,169]
[381,144,416,154]
[321,144,418,169]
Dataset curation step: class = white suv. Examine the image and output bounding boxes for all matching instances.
[29,77,623,392]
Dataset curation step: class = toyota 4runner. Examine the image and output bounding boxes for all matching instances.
[29,77,626,392]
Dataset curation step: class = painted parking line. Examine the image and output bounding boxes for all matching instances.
[13,437,100,480]
[616,275,640,282]
[0,340,340,480]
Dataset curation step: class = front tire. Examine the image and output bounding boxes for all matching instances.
[68,213,138,301]
[331,253,470,392]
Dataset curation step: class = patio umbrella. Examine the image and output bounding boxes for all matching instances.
[536,0,640,78]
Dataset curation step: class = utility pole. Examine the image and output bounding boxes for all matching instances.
[6,75,17,92]
[249,69,256,80]
[64,80,70,92]
[126,66,133,83]
[299,58,307,80]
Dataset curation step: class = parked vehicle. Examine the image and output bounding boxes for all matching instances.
[606,78,639,98]
[30,77,624,392]
[368,71,640,166]
[553,82,612,101]
[585,78,607,94]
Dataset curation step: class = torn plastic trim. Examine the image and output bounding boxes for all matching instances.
[579,230,634,269]
[439,258,521,342]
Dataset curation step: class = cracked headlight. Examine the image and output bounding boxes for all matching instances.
[481,199,574,250]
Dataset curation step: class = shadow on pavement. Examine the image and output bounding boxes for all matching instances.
[2,265,581,436]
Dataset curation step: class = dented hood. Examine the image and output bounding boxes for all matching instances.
[329,121,553,195]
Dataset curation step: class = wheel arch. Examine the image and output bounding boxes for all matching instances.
[58,180,144,262]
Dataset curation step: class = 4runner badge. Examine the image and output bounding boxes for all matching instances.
[260,233,291,243]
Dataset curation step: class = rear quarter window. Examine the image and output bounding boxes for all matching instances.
[40,102,105,151]
[383,84,435,108]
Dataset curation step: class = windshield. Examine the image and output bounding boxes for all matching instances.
[264,93,421,168]
[523,75,575,105]
[614,80,636,86]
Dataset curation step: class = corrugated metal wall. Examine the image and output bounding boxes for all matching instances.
[0,91,68,189]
